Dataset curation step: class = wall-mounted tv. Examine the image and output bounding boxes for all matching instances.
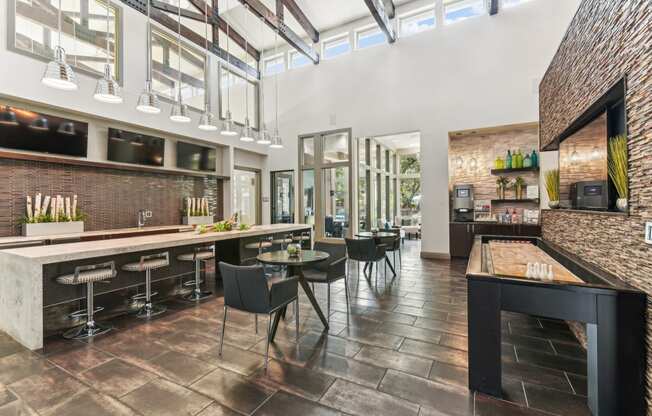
[107,128,165,167]
[0,105,88,157]
[176,141,216,172]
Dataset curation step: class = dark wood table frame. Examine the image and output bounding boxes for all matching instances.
[257,251,330,341]
[467,236,647,416]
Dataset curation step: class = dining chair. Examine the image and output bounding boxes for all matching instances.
[344,238,387,286]
[380,233,401,273]
[218,262,299,371]
[302,241,348,322]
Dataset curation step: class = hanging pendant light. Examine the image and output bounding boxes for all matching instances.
[170,0,191,123]
[94,0,122,103]
[269,30,283,149]
[57,121,76,135]
[220,0,238,136]
[256,16,271,145]
[42,0,78,90]
[136,0,161,114]
[239,6,255,142]
[0,106,18,126]
[198,0,217,131]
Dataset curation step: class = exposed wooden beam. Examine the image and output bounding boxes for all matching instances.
[280,0,319,43]
[383,0,395,19]
[276,0,284,21]
[489,0,499,15]
[363,0,395,43]
[238,0,319,64]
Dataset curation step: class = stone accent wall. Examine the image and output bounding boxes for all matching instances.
[0,158,224,236]
[539,0,652,405]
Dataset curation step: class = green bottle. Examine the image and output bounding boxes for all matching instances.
[531,150,538,168]
[506,150,512,169]
[523,152,532,168]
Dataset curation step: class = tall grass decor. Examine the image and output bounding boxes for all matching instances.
[608,134,628,211]
[544,169,559,208]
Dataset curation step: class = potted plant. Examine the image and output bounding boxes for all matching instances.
[496,176,508,199]
[513,176,526,200]
[608,134,628,212]
[21,194,85,236]
[182,197,214,225]
[544,169,560,208]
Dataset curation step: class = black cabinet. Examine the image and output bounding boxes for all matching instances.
[450,222,542,258]
[450,223,474,258]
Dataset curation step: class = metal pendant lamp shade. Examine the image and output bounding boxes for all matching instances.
[57,121,76,135]
[136,81,161,114]
[257,126,272,145]
[30,117,49,131]
[270,130,283,149]
[0,107,18,126]
[240,117,255,142]
[198,111,218,131]
[94,63,123,103]
[170,92,191,123]
[42,45,78,91]
[221,110,238,136]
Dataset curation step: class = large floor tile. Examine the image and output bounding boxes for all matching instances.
[353,345,433,378]
[121,377,213,416]
[399,339,468,368]
[254,391,342,416]
[320,379,419,416]
[8,367,88,413]
[78,358,157,397]
[309,351,385,388]
[251,360,335,401]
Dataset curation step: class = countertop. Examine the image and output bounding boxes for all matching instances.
[0,224,311,264]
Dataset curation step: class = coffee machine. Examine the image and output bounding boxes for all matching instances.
[453,184,474,222]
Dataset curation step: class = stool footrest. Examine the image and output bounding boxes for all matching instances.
[69,306,104,319]
[132,291,158,301]
[183,280,203,287]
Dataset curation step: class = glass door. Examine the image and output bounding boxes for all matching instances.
[271,170,295,223]
[233,168,260,225]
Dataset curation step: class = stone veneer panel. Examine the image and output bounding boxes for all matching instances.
[0,158,224,236]
[539,0,652,406]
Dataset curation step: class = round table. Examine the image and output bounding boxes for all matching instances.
[355,232,399,277]
[257,250,330,340]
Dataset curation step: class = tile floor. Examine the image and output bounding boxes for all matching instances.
[0,240,590,416]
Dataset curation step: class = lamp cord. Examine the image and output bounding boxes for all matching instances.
[177,0,182,102]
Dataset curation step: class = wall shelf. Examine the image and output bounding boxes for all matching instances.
[490,167,539,175]
[491,199,540,203]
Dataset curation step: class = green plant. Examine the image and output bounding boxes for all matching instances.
[238,223,250,231]
[608,134,628,199]
[496,176,509,187]
[544,169,559,201]
[513,176,526,187]
[19,210,86,225]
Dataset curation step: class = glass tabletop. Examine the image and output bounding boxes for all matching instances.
[356,231,397,238]
[257,250,330,266]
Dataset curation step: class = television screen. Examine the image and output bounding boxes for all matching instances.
[0,106,87,157]
[176,141,216,172]
[107,128,165,167]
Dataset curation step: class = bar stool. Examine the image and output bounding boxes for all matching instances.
[56,261,116,339]
[271,234,293,250]
[293,231,311,249]
[177,245,214,302]
[122,252,169,318]
[244,236,273,254]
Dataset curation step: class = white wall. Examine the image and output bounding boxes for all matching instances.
[265,0,580,255]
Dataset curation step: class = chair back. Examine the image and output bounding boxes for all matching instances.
[379,235,400,251]
[313,241,347,271]
[345,238,378,262]
[219,262,270,314]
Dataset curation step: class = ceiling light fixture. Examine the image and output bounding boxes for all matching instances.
[0,106,18,126]
[41,0,78,90]
[57,121,76,135]
[256,15,270,145]
[94,0,122,103]
[170,0,191,123]
[198,0,217,131]
[136,0,161,114]
[220,0,238,136]
[240,5,255,142]
[269,30,283,149]
[30,117,49,131]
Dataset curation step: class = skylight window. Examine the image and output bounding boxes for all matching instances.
[502,0,534,8]
[356,26,386,49]
[263,55,285,76]
[289,50,311,69]
[444,0,486,25]
[322,34,351,60]
[399,7,436,37]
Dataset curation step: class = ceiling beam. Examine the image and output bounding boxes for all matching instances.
[363,0,396,43]
[489,0,499,15]
[276,0,284,21]
[237,0,319,64]
[383,0,395,19]
[279,0,319,43]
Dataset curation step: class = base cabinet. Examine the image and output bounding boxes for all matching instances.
[450,222,541,258]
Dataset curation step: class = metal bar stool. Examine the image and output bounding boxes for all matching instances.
[56,261,117,339]
[122,252,170,318]
[271,234,293,250]
[292,231,311,249]
[177,245,214,302]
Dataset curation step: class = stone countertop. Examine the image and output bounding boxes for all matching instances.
[0,224,311,264]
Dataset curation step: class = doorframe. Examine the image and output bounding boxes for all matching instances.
[233,165,262,225]
[298,128,353,242]
[270,169,295,224]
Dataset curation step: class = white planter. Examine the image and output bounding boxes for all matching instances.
[22,221,84,236]
[182,216,214,226]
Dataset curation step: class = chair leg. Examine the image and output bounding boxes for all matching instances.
[255,314,258,334]
[265,312,273,372]
[327,283,331,323]
[295,299,300,343]
[344,273,350,321]
[219,306,227,356]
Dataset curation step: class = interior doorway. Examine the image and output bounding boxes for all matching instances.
[271,170,295,223]
[232,167,261,225]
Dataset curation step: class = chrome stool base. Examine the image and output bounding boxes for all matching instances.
[136,302,167,319]
[63,320,112,340]
[184,288,212,302]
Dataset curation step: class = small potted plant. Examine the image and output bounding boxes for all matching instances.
[287,243,301,257]
[182,197,214,225]
[513,176,526,200]
[544,169,560,209]
[21,194,86,236]
[608,134,628,212]
[496,176,509,200]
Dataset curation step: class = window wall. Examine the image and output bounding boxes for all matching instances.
[219,65,259,128]
[358,138,399,231]
[399,152,421,225]
[11,0,122,81]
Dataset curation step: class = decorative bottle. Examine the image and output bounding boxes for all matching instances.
[523,152,532,168]
[531,150,538,168]
[506,150,512,169]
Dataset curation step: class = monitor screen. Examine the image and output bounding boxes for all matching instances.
[107,128,165,167]
[176,141,216,172]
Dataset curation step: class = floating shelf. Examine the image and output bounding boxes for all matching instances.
[491,199,540,203]
[490,167,540,175]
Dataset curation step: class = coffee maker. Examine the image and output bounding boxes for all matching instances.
[453,184,474,222]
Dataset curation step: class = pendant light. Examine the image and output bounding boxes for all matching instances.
[240,5,255,142]
[269,31,283,149]
[256,16,271,145]
[136,0,161,114]
[94,0,122,103]
[220,0,238,136]
[198,0,217,131]
[42,0,78,90]
[57,121,76,135]
[170,0,191,123]
[0,106,18,126]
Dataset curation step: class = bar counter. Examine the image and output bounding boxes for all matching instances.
[0,223,311,350]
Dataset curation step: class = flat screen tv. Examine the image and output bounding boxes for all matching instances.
[176,141,216,172]
[107,128,165,167]
[0,105,88,157]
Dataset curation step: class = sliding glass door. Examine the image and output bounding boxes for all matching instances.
[299,129,352,240]
[271,170,295,223]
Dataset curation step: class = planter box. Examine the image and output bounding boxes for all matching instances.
[22,221,84,237]
[182,216,214,226]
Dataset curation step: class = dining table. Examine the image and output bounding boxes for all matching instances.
[257,250,330,341]
[355,231,399,277]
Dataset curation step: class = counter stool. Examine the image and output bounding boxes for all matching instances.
[244,237,273,254]
[56,261,117,339]
[292,231,311,248]
[178,245,214,302]
[123,252,169,318]
[271,234,293,250]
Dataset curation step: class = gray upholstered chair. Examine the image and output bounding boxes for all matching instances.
[56,261,117,339]
[345,237,387,285]
[218,262,299,370]
[302,241,348,321]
